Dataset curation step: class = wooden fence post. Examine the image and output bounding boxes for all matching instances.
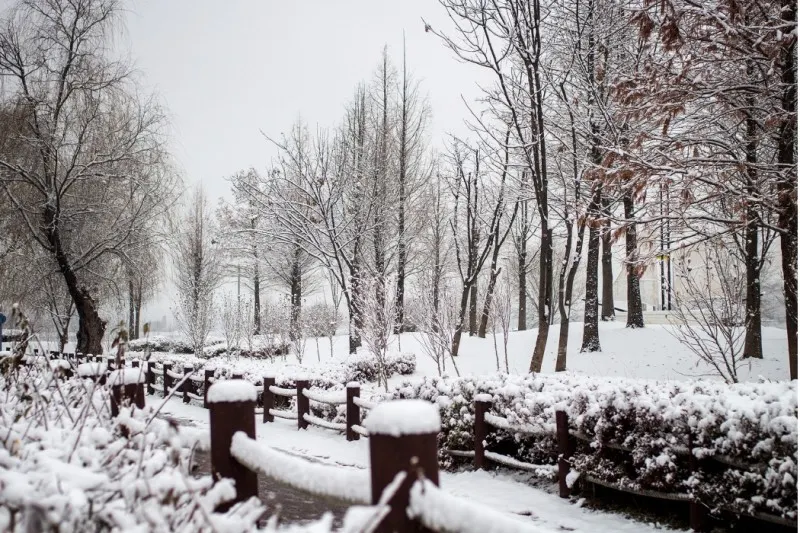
[107,355,115,371]
[296,379,309,430]
[183,364,193,404]
[132,360,139,368]
[232,372,243,380]
[365,399,440,533]
[109,369,146,417]
[474,395,491,470]
[146,362,155,395]
[163,362,173,397]
[203,369,214,408]
[207,380,259,512]
[556,410,574,499]
[346,383,360,441]
[263,376,275,423]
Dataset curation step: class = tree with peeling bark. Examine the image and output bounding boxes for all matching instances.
[0,0,176,354]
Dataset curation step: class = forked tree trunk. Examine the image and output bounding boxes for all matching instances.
[556,220,588,371]
[623,191,644,328]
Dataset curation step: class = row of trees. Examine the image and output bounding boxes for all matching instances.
[0,0,794,381]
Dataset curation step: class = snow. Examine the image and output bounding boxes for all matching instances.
[108,367,147,385]
[230,431,370,503]
[77,362,107,377]
[206,379,257,403]
[159,396,689,532]
[409,478,549,533]
[363,399,440,436]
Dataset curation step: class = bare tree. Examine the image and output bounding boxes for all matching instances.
[0,0,177,354]
[429,0,555,372]
[173,186,223,357]
[669,240,748,384]
[355,273,397,391]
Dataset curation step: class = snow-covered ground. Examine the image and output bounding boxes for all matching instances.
[122,322,790,387]
[161,397,679,533]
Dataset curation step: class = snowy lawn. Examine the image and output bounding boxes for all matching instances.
[127,322,790,387]
[161,397,679,532]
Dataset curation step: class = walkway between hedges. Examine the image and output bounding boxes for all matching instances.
[159,397,675,533]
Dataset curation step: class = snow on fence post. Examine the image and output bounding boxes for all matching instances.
[688,434,710,531]
[263,376,275,423]
[207,380,259,512]
[346,383,360,441]
[203,368,214,408]
[163,362,173,397]
[182,364,193,404]
[365,399,440,533]
[109,368,146,418]
[296,379,310,430]
[556,410,574,498]
[474,395,492,470]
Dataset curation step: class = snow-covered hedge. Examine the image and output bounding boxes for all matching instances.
[0,360,380,532]
[387,373,797,520]
[0,365,271,531]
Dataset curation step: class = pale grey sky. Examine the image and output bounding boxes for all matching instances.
[119,0,489,325]
[124,0,487,202]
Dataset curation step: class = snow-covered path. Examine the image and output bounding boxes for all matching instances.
[162,398,680,533]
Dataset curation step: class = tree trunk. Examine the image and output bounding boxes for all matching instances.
[556,219,588,371]
[451,284,471,356]
[253,264,261,335]
[44,206,105,354]
[518,241,527,331]
[529,228,553,372]
[128,279,136,338]
[134,283,142,340]
[742,203,763,359]
[778,0,797,379]
[394,223,406,335]
[581,186,602,352]
[623,191,644,328]
[289,246,302,341]
[478,267,500,338]
[468,282,478,335]
[252,219,261,335]
[601,199,615,321]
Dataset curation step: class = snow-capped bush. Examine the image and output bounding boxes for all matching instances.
[0,362,271,531]
[387,373,797,520]
[343,350,417,383]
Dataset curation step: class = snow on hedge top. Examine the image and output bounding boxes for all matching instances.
[108,368,147,385]
[207,379,257,403]
[364,399,440,436]
[77,362,107,377]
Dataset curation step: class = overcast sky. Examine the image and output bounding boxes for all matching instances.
[117,0,489,324]
[124,0,487,203]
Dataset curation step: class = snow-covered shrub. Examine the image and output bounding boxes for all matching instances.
[0,361,268,532]
[387,373,798,519]
[343,350,417,383]
[128,335,194,354]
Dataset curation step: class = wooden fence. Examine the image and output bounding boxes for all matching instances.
[29,351,797,532]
